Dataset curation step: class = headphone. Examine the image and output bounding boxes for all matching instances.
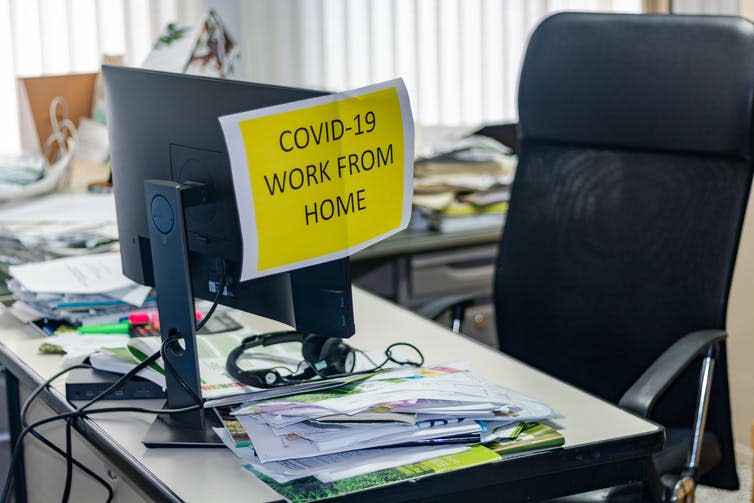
[226,331,356,388]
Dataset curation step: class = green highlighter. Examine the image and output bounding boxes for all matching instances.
[77,322,131,335]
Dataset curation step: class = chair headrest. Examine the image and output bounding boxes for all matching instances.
[518,12,754,159]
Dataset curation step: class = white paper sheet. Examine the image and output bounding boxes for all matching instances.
[214,427,466,484]
[9,252,135,294]
[44,332,131,365]
[235,364,556,421]
[105,284,153,307]
[238,415,480,463]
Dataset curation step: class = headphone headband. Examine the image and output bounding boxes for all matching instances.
[226,331,354,388]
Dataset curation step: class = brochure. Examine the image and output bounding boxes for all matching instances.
[241,423,564,502]
[245,445,501,503]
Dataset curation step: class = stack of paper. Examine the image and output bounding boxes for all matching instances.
[241,423,564,502]
[215,363,560,487]
[411,132,516,233]
[7,252,154,325]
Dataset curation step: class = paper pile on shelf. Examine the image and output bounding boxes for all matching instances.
[7,252,154,325]
[411,129,516,233]
[216,363,560,487]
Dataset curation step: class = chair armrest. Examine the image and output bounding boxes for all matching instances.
[415,294,476,321]
[618,330,726,418]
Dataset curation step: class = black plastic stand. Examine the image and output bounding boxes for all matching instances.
[143,410,222,448]
[142,179,223,448]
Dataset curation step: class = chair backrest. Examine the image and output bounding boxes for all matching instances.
[496,12,754,489]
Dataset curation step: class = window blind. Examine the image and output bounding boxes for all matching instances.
[10,0,726,154]
[241,0,643,127]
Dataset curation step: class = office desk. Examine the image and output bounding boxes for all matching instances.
[0,289,662,502]
[353,227,501,262]
[352,227,502,346]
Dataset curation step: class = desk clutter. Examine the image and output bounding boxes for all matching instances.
[0,191,563,502]
[4,253,564,501]
[8,252,153,327]
[213,363,562,501]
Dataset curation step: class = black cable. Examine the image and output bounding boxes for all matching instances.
[26,428,113,503]
[159,335,203,406]
[14,349,162,503]
[1,403,202,503]
[61,419,73,503]
[11,283,228,503]
[354,348,380,368]
[308,342,425,380]
[11,317,220,503]
[196,270,227,332]
[16,363,114,502]
[58,349,163,503]
[65,348,164,502]
[79,349,162,413]
[383,342,425,368]
[156,269,228,405]
[20,364,91,427]
[15,333,205,503]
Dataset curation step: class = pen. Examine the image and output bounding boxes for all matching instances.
[77,322,131,334]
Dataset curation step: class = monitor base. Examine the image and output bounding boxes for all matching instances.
[143,409,224,448]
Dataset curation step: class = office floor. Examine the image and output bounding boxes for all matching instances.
[696,457,752,501]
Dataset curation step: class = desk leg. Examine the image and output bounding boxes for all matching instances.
[5,370,27,503]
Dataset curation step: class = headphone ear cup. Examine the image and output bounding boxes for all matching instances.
[318,338,353,375]
[301,336,353,376]
[301,335,328,366]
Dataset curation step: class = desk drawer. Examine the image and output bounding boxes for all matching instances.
[410,244,497,298]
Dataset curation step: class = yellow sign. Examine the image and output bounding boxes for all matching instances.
[220,80,414,281]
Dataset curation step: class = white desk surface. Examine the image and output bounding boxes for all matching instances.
[0,288,661,502]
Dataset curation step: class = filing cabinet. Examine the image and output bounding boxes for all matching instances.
[352,240,499,349]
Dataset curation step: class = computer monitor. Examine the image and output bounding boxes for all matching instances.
[103,65,355,446]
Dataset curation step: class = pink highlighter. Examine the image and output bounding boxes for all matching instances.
[124,311,203,327]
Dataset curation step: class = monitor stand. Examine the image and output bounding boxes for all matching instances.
[142,179,223,448]
[143,410,223,448]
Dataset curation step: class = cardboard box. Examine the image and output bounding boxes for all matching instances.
[17,72,98,152]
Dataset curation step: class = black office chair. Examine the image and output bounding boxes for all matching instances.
[422,12,754,502]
